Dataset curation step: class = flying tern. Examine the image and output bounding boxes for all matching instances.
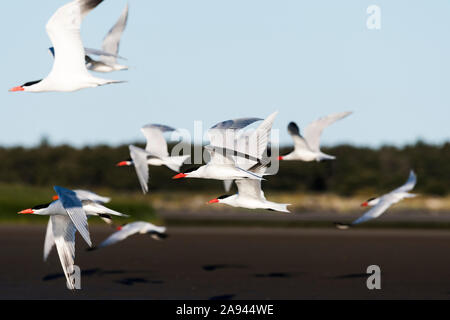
[85,3,129,72]
[9,0,124,93]
[172,111,278,181]
[117,124,190,193]
[335,170,418,229]
[18,186,93,289]
[279,111,352,161]
[94,221,167,249]
[208,164,290,212]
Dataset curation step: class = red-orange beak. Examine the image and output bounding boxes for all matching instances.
[18,209,34,214]
[361,202,368,207]
[116,161,128,167]
[9,86,24,92]
[208,199,219,204]
[172,173,187,179]
[278,156,283,161]
[52,195,59,201]
[117,226,123,231]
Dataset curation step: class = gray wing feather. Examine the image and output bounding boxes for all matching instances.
[129,145,150,194]
[51,215,77,290]
[209,113,276,167]
[100,3,129,64]
[242,111,277,161]
[140,124,174,158]
[393,170,417,193]
[43,218,55,261]
[304,111,352,152]
[352,201,392,225]
[98,225,139,248]
[54,186,91,247]
[210,117,262,130]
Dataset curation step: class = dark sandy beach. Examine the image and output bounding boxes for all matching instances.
[1,224,450,299]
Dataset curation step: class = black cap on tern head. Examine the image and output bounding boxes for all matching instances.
[32,202,51,210]
[287,122,301,136]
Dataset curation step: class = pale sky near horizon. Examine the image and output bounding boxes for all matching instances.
[1,0,449,148]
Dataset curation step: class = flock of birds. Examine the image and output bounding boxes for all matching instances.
[11,0,418,290]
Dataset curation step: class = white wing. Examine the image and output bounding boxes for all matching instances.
[46,0,104,79]
[351,200,392,225]
[74,189,110,203]
[235,179,265,200]
[287,122,310,151]
[392,170,417,194]
[97,223,141,248]
[245,111,277,159]
[233,111,278,168]
[208,117,262,150]
[82,201,129,218]
[43,218,55,261]
[54,186,91,247]
[51,215,77,290]
[205,146,235,165]
[129,145,150,194]
[140,124,175,158]
[303,111,352,152]
[100,3,129,65]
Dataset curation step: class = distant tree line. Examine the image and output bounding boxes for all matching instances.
[0,141,448,196]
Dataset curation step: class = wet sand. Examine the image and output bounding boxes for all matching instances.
[1,225,450,299]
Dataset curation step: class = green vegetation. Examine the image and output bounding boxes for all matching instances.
[0,141,449,224]
[0,141,448,196]
[0,184,157,224]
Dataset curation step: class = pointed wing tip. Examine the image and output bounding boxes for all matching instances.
[265,111,279,121]
[338,111,353,118]
[409,170,417,184]
[141,124,176,132]
[269,110,279,116]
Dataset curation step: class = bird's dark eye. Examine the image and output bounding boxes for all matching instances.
[32,202,51,210]
[366,197,376,202]
[183,167,199,173]
[217,194,230,200]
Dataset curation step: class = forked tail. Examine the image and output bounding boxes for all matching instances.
[317,152,336,161]
[96,78,128,86]
[163,155,191,172]
[268,203,291,213]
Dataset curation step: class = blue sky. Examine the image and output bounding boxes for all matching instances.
[1,0,449,148]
